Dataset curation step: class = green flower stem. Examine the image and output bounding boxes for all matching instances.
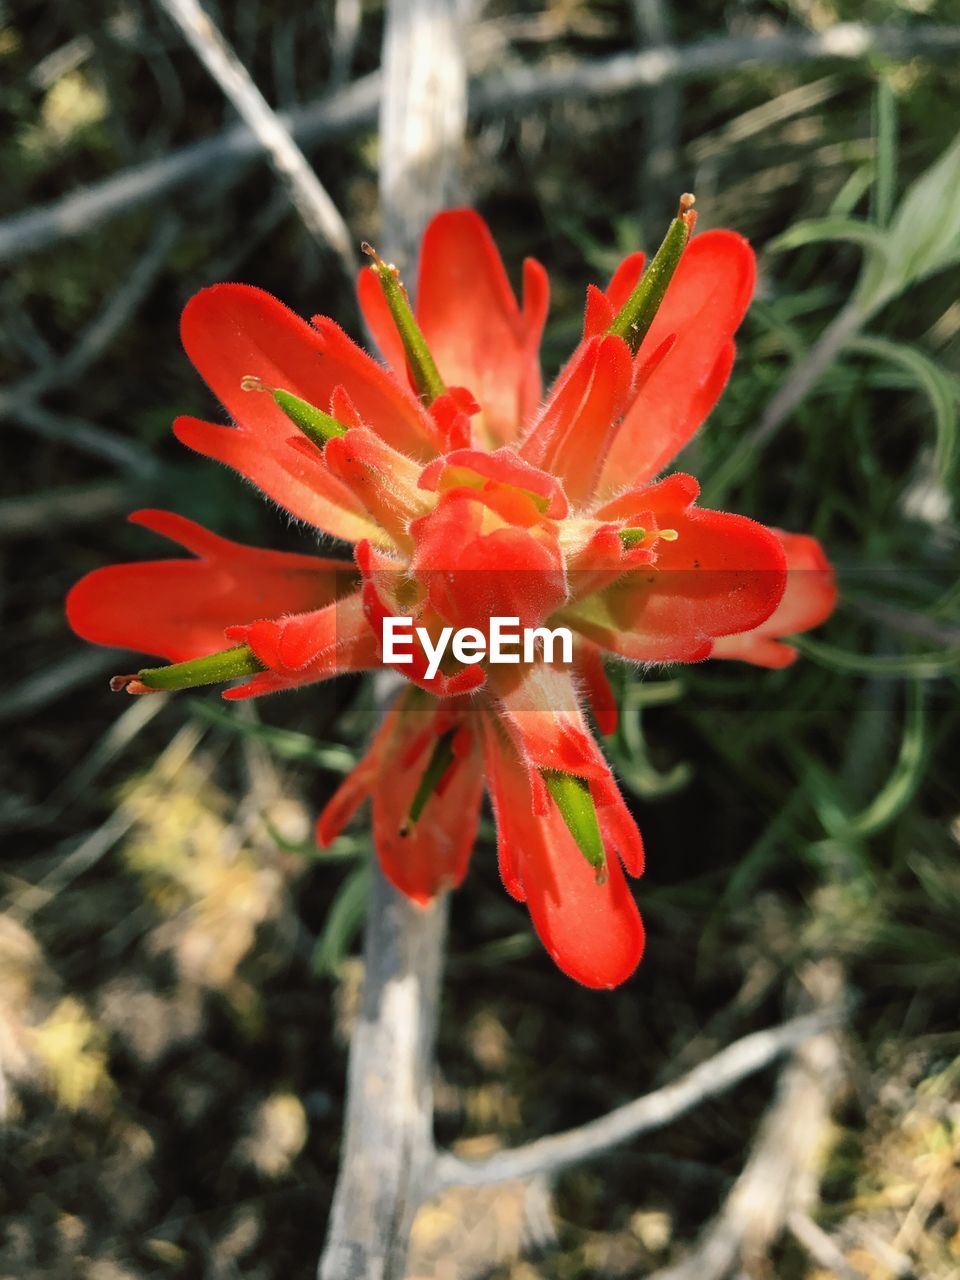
[129,644,264,691]
[362,242,446,403]
[608,193,696,355]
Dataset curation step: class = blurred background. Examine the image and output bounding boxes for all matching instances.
[1,1,959,1277]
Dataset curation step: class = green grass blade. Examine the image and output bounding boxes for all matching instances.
[311,864,372,976]
[850,334,958,480]
[189,700,356,772]
[792,635,960,678]
[839,680,927,839]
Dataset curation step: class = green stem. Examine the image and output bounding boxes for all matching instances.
[132,644,264,691]
[608,194,695,355]
[363,243,446,403]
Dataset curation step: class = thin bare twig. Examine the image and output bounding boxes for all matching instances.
[650,964,847,1280]
[2,220,172,476]
[0,482,126,540]
[331,0,363,88]
[433,1009,843,1190]
[4,24,960,264]
[0,73,378,266]
[318,870,449,1280]
[156,0,356,276]
[468,23,960,111]
[788,1211,867,1280]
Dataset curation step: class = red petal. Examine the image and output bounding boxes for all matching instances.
[605,251,646,311]
[356,540,486,696]
[317,695,483,902]
[595,472,700,523]
[583,284,615,340]
[487,663,609,780]
[173,414,381,545]
[597,231,756,494]
[713,530,837,667]
[309,316,441,456]
[576,641,618,736]
[595,781,645,878]
[322,426,428,547]
[66,509,354,664]
[418,447,569,519]
[568,503,788,663]
[177,285,435,538]
[520,334,633,507]
[480,717,645,989]
[227,591,379,679]
[411,491,567,634]
[583,253,645,339]
[408,210,550,446]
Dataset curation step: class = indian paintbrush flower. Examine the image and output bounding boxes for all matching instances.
[67,199,837,988]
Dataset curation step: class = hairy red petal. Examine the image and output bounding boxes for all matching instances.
[582,253,646,340]
[713,530,837,666]
[356,540,486,695]
[177,285,435,537]
[418,447,569,519]
[480,718,645,989]
[317,696,482,902]
[597,231,756,494]
[583,284,615,340]
[66,509,354,664]
[174,414,381,545]
[520,334,633,506]
[576,641,618,736]
[569,505,788,662]
[411,491,567,634]
[226,591,379,680]
[321,426,427,547]
[488,663,609,780]
[605,251,647,311]
[362,210,550,447]
[595,472,701,523]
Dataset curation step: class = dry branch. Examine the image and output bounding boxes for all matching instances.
[3,23,960,264]
[650,964,848,1280]
[156,0,355,276]
[433,1009,843,1191]
[379,0,468,270]
[317,3,469,1270]
[317,872,448,1280]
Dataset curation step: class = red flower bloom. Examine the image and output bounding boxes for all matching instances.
[67,204,836,988]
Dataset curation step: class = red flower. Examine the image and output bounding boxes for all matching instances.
[67,205,836,988]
